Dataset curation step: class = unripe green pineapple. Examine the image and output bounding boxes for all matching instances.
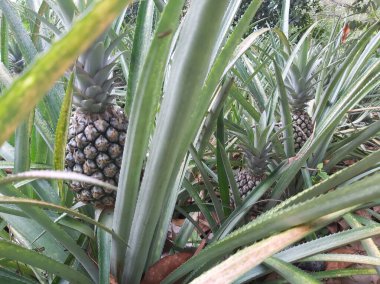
[65,36,128,208]
[282,36,319,151]
[231,113,274,215]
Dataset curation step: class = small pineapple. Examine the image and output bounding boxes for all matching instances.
[8,40,25,75]
[231,113,274,215]
[65,36,128,208]
[282,37,319,151]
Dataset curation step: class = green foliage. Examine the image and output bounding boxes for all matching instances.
[236,0,322,31]
[345,0,380,30]
[311,163,329,184]
[351,0,379,14]
[0,1,379,284]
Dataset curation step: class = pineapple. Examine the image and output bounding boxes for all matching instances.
[282,37,319,151]
[8,40,24,75]
[65,36,128,208]
[231,113,274,215]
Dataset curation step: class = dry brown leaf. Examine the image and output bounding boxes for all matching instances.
[350,237,380,251]
[343,159,357,166]
[325,248,359,271]
[327,223,339,234]
[373,206,380,214]
[355,210,372,219]
[337,219,350,231]
[141,251,193,284]
[326,279,343,284]
[110,274,118,284]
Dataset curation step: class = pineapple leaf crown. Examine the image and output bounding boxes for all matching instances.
[73,33,122,113]
[235,112,275,175]
[278,35,322,110]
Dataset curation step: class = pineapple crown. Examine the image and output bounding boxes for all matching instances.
[279,35,322,110]
[235,112,275,176]
[73,33,121,113]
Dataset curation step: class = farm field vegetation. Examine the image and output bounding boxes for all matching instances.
[0,0,379,283]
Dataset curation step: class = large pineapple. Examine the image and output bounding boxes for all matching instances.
[65,36,128,208]
[282,37,319,151]
[231,113,274,215]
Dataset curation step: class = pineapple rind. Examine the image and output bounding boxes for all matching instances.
[65,106,127,208]
[292,110,313,151]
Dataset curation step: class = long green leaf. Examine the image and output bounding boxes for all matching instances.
[98,209,114,284]
[187,0,264,150]
[216,108,231,216]
[189,145,223,225]
[0,267,37,284]
[122,1,230,282]
[34,110,55,151]
[182,178,216,233]
[163,173,380,282]
[190,225,314,283]
[280,0,290,38]
[0,196,119,237]
[238,226,380,281]
[264,257,321,284]
[277,150,380,211]
[312,268,377,281]
[274,61,294,157]
[147,155,193,266]
[0,16,9,68]
[56,0,77,25]
[301,254,380,266]
[112,0,185,276]
[217,140,242,208]
[14,120,32,175]
[54,73,73,199]
[344,213,380,274]
[0,170,117,192]
[326,121,380,170]
[197,78,233,154]
[230,84,261,122]
[0,240,92,284]
[0,183,99,282]
[125,0,155,116]
[153,0,165,12]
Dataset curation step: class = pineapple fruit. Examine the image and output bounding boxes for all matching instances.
[282,37,319,151]
[231,113,274,215]
[65,36,128,208]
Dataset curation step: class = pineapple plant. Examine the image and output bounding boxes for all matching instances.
[65,35,128,208]
[281,37,320,151]
[231,112,274,215]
